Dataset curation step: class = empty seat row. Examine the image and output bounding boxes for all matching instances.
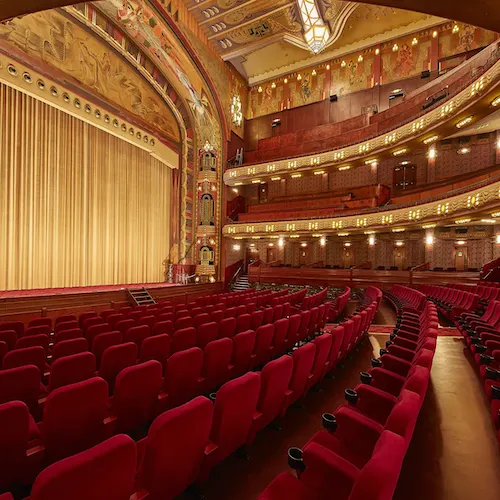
[327,287,351,322]
[419,285,479,320]
[257,297,435,500]
[384,285,427,315]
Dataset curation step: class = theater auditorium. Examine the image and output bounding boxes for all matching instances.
[1,0,500,498]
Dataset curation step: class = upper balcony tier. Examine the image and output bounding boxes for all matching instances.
[225,42,500,186]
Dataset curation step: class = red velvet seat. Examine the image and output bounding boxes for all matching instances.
[98,343,138,394]
[194,313,211,329]
[247,356,293,446]
[29,318,52,330]
[91,331,122,368]
[305,334,333,393]
[139,334,171,371]
[160,347,203,411]
[175,316,194,331]
[53,328,83,345]
[230,330,256,378]
[0,330,17,351]
[110,360,162,433]
[270,318,289,358]
[198,372,261,483]
[24,325,51,338]
[171,327,197,353]
[251,310,264,330]
[139,315,156,329]
[78,312,98,330]
[39,377,109,462]
[3,346,47,374]
[99,309,116,322]
[156,312,174,324]
[199,338,233,393]
[0,366,41,416]
[15,334,50,354]
[125,325,150,349]
[236,313,252,334]
[51,338,89,362]
[324,325,345,376]
[284,314,301,351]
[47,352,97,392]
[137,397,213,500]
[28,434,136,500]
[197,322,219,349]
[281,343,316,416]
[210,310,224,324]
[53,321,79,335]
[219,317,236,339]
[86,324,112,350]
[298,310,312,342]
[152,320,174,337]
[0,321,24,339]
[106,314,126,330]
[262,308,274,325]
[0,401,40,492]
[251,324,274,368]
[115,319,137,339]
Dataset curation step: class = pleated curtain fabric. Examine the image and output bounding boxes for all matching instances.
[0,83,172,290]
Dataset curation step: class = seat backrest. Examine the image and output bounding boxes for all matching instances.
[15,334,50,353]
[78,312,98,330]
[0,401,30,491]
[250,310,264,330]
[107,314,126,329]
[53,328,83,345]
[289,343,316,398]
[272,318,289,351]
[111,361,163,432]
[42,378,109,461]
[29,435,137,500]
[29,318,52,329]
[310,334,333,379]
[210,372,261,455]
[125,325,150,349]
[139,334,171,370]
[138,397,213,499]
[98,343,138,393]
[0,330,17,351]
[51,338,89,362]
[49,352,97,391]
[172,327,197,353]
[0,322,23,339]
[0,366,41,414]
[194,313,211,329]
[262,308,274,325]
[91,331,122,367]
[201,338,233,390]
[54,321,79,335]
[210,310,224,324]
[236,314,252,334]
[384,390,421,447]
[139,315,156,329]
[24,325,51,338]
[152,320,174,337]
[197,322,219,349]
[175,316,194,331]
[256,356,293,422]
[163,348,203,408]
[253,324,274,364]
[115,320,137,338]
[100,309,117,322]
[231,330,256,377]
[2,346,46,373]
[349,431,406,500]
[219,317,236,339]
[86,323,112,349]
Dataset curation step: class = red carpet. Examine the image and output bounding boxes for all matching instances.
[369,325,461,336]
[0,282,181,299]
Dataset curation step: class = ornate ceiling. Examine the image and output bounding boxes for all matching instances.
[186,0,444,82]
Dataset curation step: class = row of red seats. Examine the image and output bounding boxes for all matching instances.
[0,292,376,499]
[419,285,479,321]
[330,287,351,320]
[447,283,500,309]
[0,302,331,423]
[457,302,500,445]
[257,299,437,499]
[384,285,427,315]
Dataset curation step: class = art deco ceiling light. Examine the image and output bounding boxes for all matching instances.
[297,0,330,54]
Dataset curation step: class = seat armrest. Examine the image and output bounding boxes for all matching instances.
[370,368,407,396]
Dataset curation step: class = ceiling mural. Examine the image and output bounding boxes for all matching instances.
[185,0,442,82]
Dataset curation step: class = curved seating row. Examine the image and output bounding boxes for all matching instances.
[384,285,427,315]
[419,285,479,321]
[457,301,500,445]
[257,298,436,500]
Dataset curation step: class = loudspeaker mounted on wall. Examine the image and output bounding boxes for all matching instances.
[421,70,431,79]
[330,94,338,102]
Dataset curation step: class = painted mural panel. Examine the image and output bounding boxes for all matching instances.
[0,9,181,142]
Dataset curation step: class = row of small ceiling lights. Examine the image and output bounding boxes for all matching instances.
[255,26,460,94]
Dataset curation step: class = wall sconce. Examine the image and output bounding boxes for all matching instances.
[426,234,434,245]
[278,237,284,247]
[272,118,281,128]
[320,237,326,247]
[268,243,274,247]
[428,147,437,159]
[300,242,308,247]
[368,235,375,246]
[232,244,241,251]
[496,234,500,244]
[456,240,466,246]
[395,241,404,247]
[344,242,351,247]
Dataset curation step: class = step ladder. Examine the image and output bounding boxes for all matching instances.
[127,287,156,306]
[232,274,251,291]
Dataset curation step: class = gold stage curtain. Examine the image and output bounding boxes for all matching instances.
[0,84,172,290]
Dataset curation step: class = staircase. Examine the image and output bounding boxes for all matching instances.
[127,287,156,306]
[232,274,251,291]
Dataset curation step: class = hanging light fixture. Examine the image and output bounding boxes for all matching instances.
[297,0,330,54]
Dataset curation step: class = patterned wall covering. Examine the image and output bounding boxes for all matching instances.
[227,63,248,138]
[247,23,498,118]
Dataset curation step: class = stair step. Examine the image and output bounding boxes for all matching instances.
[127,287,156,306]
